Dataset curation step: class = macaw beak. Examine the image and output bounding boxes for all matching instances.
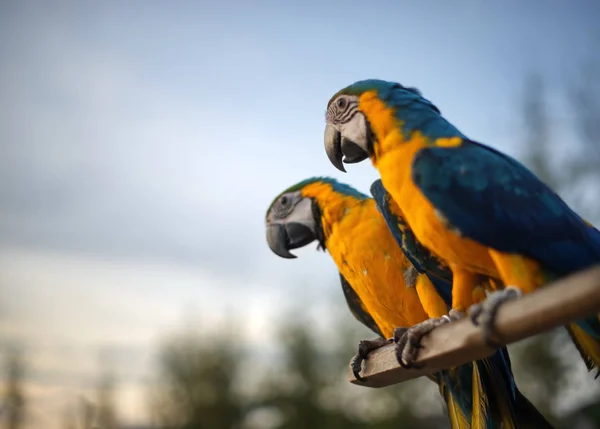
[324,124,370,172]
[324,124,346,173]
[266,222,316,259]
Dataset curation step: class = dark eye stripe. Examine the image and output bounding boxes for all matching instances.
[325,104,337,122]
[325,97,361,126]
[326,99,358,124]
[338,103,358,123]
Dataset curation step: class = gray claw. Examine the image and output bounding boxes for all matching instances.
[351,337,393,382]
[394,316,453,369]
[468,286,523,347]
[448,309,465,321]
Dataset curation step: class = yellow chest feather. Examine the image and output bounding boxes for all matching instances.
[326,200,429,337]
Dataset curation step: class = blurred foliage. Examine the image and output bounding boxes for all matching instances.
[61,397,97,429]
[514,72,573,421]
[148,326,244,429]
[0,346,27,429]
[567,61,600,185]
[510,67,600,427]
[94,365,119,429]
[149,307,446,429]
[521,64,600,224]
[59,364,120,429]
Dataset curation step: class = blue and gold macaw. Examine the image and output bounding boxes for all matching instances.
[323,79,600,375]
[266,177,552,429]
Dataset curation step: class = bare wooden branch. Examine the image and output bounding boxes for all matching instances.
[349,265,600,388]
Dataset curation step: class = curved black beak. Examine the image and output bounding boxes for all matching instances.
[341,138,370,164]
[324,124,370,172]
[324,124,346,173]
[266,223,316,259]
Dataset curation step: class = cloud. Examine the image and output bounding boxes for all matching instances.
[0,2,381,289]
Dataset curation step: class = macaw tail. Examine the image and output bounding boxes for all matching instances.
[513,388,555,428]
[437,348,552,429]
[482,348,555,429]
[566,323,600,378]
[437,359,505,429]
[438,381,471,429]
[556,223,600,376]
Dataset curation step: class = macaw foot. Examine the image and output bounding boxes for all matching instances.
[350,337,394,382]
[469,286,523,348]
[448,308,466,320]
[394,314,458,369]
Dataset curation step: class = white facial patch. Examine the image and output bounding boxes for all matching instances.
[285,197,316,233]
[339,113,368,149]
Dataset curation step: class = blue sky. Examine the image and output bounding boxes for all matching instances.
[1,1,599,427]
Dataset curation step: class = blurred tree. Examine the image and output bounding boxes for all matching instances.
[149,327,243,429]
[568,61,600,174]
[513,67,600,427]
[558,60,600,429]
[62,409,76,429]
[566,60,600,225]
[521,73,556,188]
[258,298,447,429]
[258,317,361,429]
[146,295,447,429]
[62,396,96,429]
[60,358,121,429]
[94,366,119,429]
[511,72,570,422]
[0,346,27,429]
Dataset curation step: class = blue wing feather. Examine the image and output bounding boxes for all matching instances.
[412,139,600,339]
[411,139,600,276]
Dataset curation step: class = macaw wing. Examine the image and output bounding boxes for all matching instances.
[411,140,600,274]
[339,272,384,338]
[370,179,453,305]
[370,183,538,426]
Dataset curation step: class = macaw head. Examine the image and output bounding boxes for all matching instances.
[265,177,367,258]
[324,79,455,172]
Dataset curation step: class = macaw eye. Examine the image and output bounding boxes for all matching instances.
[280,195,288,206]
[336,97,347,109]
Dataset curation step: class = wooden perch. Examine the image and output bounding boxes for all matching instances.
[349,265,600,388]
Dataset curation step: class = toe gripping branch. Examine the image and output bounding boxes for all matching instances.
[469,286,523,348]
[348,265,600,388]
[394,315,455,370]
[350,337,393,382]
